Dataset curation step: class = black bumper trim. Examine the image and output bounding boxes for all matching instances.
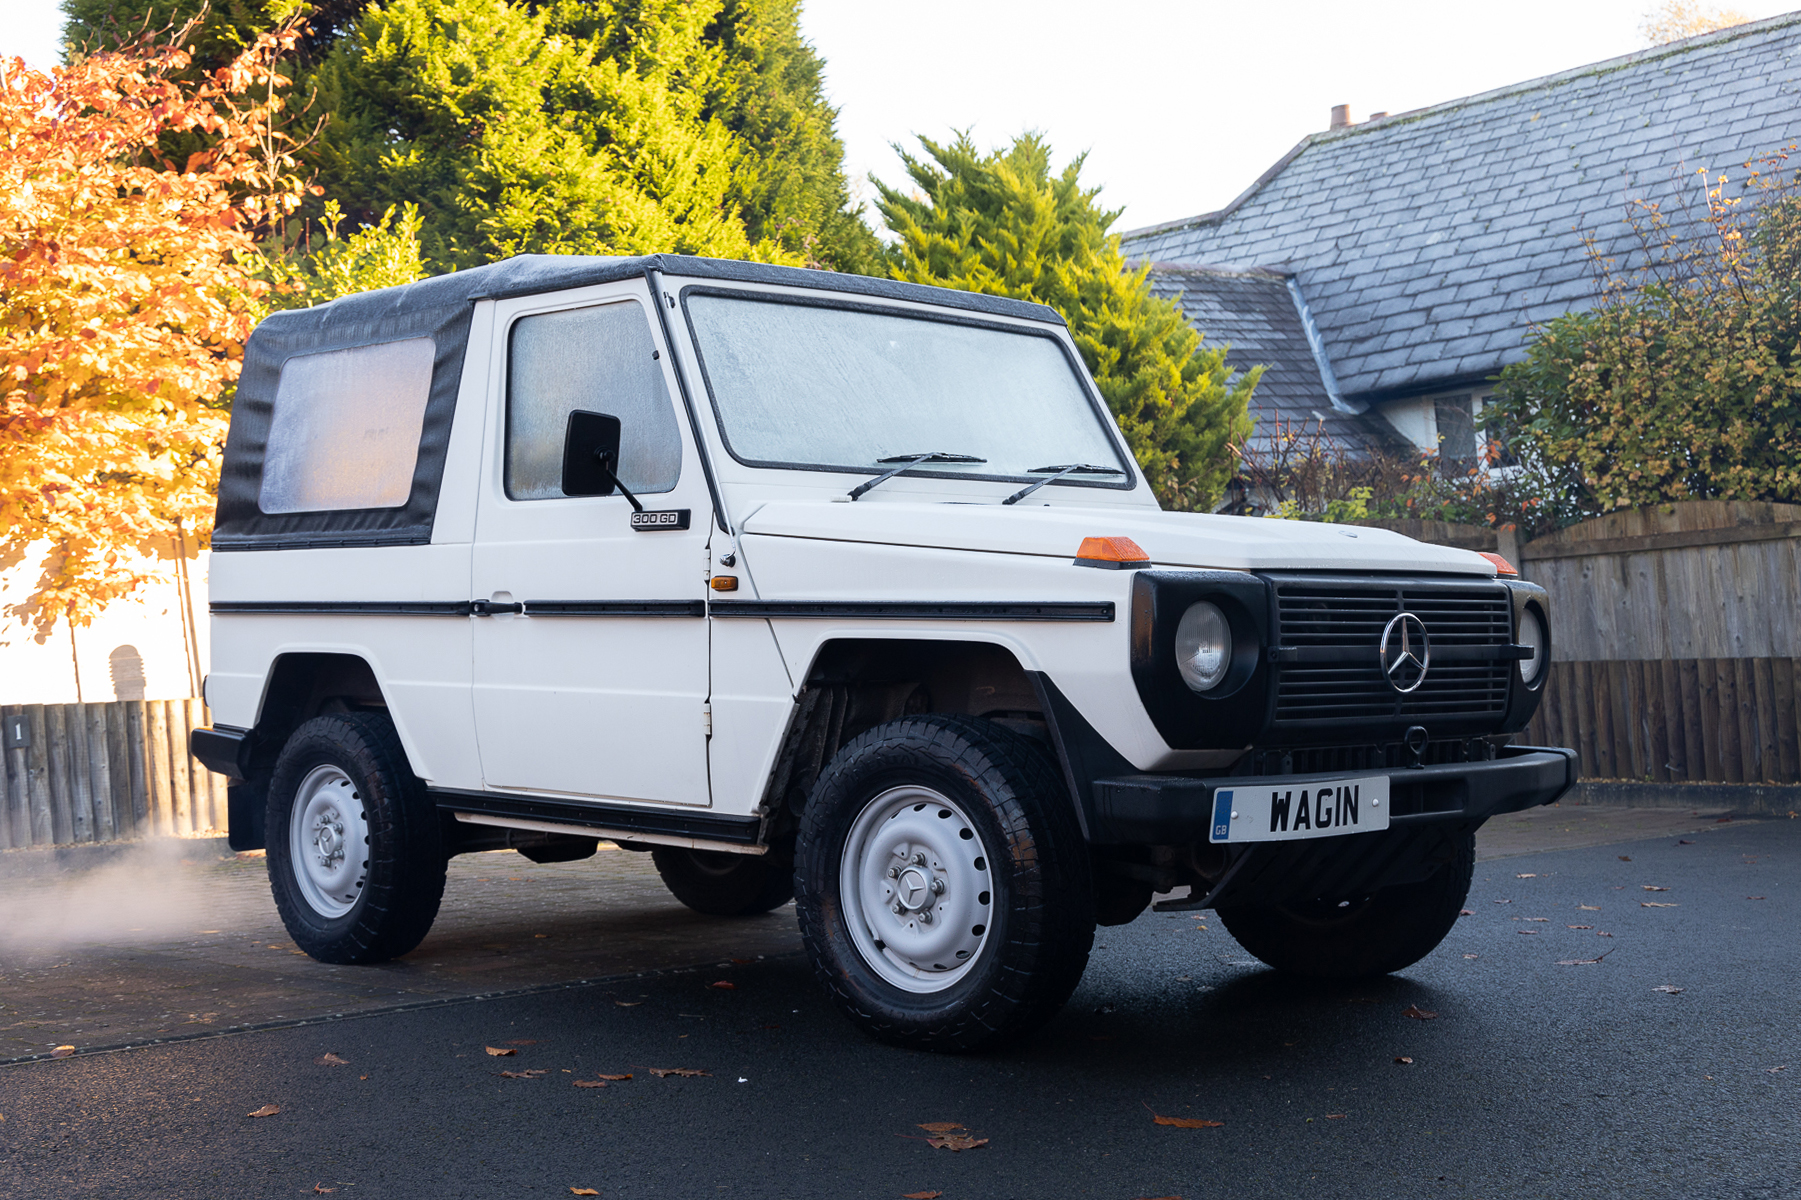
[1088,745,1578,846]
[190,725,253,780]
[429,788,762,845]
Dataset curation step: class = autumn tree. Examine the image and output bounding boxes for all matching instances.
[0,29,305,634]
[876,133,1258,510]
[1639,0,1750,44]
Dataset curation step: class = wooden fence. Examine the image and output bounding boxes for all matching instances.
[0,699,227,850]
[1373,500,1801,784]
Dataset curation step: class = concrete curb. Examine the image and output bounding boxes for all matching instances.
[1570,780,1801,816]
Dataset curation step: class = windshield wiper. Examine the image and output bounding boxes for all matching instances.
[848,452,987,501]
[1002,463,1125,506]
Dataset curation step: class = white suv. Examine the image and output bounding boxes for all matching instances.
[190,255,1573,1051]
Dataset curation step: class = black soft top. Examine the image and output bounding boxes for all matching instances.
[214,255,1065,552]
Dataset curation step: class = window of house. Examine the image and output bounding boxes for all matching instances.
[505,301,681,501]
[260,338,435,513]
[1432,393,1477,463]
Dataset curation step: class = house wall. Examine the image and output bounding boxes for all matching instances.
[0,545,209,704]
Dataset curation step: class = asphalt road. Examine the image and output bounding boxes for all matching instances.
[2,815,1795,1200]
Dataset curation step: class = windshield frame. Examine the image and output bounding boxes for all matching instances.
[678,285,1139,495]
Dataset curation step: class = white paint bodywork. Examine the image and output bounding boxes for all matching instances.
[207,270,1499,841]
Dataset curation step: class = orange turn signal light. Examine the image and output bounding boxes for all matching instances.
[1074,536,1150,570]
[1477,552,1519,577]
[709,576,739,592]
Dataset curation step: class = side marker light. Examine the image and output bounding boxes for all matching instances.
[710,576,739,592]
[1477,552,1519,577]
[1074,536,1150,570]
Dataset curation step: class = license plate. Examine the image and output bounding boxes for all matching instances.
[1208,776,1391,844]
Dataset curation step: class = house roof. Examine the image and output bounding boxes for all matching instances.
[1144,263,1410,455]
[1122,13,1801,402]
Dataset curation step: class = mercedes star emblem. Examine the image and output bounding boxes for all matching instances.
[1379,612,1431,693]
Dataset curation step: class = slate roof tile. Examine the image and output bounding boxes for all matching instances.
[1124,15,1801,400]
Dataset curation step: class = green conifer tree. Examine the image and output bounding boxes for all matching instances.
[877,133,1258,510]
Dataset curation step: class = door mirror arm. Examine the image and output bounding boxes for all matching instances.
[593,450,644,513]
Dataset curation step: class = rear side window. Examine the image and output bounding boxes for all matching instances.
[259,338,435,513]
[505,301,681,500]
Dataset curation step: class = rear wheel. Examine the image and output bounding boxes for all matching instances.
[1216,831,1475,978]
[795,715,1094,1052]
[265,713,446,964]
[651,847,793,916]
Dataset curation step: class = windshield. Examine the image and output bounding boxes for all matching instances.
[685,294,1131,486]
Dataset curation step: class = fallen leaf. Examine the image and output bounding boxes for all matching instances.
[1652,985,1684,994]
[902,1193,943,1199]
[246,1104,281,1118]
[1678,839,1694,845]
[709,981,736,990]
[1325,1113,1347,1119]
[1524,917,1549,922]
[927,1134,990,1150]
[647,1068,710,1078]
[571,1190,600,1196]
[49,1046,74,1059]
[1768,1065,1788,1074]
[572,1080,609,1089]
[1516,873,1537,879]
[1492,899,1511,904]
[1748,896,1767,900]
[1394,1057,1413,1064]
[917,1123,963,1133]
[1150,1114,1224,1129]
[613,1001,643,1007]
[1458,909,1474,916]
[484,1046,516,1057]
[504,1039,539,1045]
[1556,957,1605,965]
[1579,905,1601,910]
[1642,886,1669,892]
[315,1053,350,1067]
[1462,953,1479,959]
[1568,925,1594,930]
[313,1186,335,1195]
[592,1073,631,1081]
[1641,902,1679,908]
[498,1070,550,1079]
[1403,1005,1438,1020]
[1597,931,1615,937]
[1517,929,1540,935]
[1619,856,1631,862]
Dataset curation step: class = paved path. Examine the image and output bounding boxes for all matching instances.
[1,806,1793,1199]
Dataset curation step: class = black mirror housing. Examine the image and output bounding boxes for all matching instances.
[561,410,623,497]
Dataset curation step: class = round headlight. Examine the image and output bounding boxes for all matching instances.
[1175,601,1232,692]
[1518,606,1546,684]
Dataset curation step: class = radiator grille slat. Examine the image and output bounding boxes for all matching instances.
[1273,581,1511,726]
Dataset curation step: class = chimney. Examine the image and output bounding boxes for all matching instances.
[1369,111,1388,120]
[1329,104,1350,130]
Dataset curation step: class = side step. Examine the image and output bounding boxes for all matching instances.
[429,788,765,856]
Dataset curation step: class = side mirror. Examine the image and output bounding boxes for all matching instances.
[561,410,623,497]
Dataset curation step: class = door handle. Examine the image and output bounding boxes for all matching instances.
[469,599,523,616]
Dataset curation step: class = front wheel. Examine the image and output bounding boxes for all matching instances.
[1216,831,1476,978]
[265,713,446,964]
[795,715,1094,1052]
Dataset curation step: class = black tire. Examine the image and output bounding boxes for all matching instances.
[794,714,1094,1052]
[651,847,794,916]
[265,712,446,964]
[1216,831,1476,978]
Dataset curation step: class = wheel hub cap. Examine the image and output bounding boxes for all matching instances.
[840,786,995,994]
[288,765,370,919]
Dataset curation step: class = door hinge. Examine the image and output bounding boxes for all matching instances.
[702,702,712,738]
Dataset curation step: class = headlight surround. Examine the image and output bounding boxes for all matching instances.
[1518,605,1547,684]
[1174,601,1232,692]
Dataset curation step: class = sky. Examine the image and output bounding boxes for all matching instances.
[7,0,1797,231]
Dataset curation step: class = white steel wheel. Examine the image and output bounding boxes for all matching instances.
[287,764,370,919]
[840,785,995,993]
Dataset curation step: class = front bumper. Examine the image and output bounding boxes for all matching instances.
[1088,745,1578,846]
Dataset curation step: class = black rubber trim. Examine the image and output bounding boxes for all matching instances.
[190,725,252,780]
[708,600,1115,621]
[431,788,762,844]
[210,600,473,616]
[523,600,707,617]
[1268,643,1536,664]
[1085,746,1578,845]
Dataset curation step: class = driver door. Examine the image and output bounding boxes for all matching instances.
[469,286,712,807]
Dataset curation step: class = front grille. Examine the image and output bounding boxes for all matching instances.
[1272,580,1512,727]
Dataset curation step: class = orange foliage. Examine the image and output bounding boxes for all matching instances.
[0,26,305,635]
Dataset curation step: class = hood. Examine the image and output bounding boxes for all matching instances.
[738,500,1495,576]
